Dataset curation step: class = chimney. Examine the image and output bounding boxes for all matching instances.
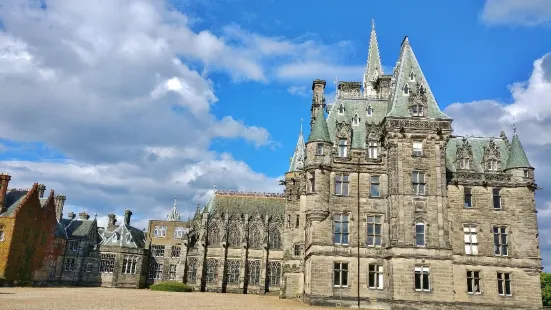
[55,194,66,222]
[0,174,11,214]
[107,214,117,231]
[68,212,76,220]
[310,79,326,127]
[38,184,46,198]
[78,212,90,220]
[124,209,132,226]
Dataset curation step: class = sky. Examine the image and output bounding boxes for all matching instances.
[0,0,551,267]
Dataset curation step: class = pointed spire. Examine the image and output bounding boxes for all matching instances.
[166,198,181,221]
[308,106,331,143]
[506,133,531,169]
[363,18,383,93]
[289,119,305,172]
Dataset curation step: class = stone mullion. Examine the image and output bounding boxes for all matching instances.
[218,213,229,291]
[239,214,249,292]
[259,215,270,294]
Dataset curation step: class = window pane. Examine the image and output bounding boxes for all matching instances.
[342,223,349,233]
[498,280,503,295]
[371,184,380,197]
[374,224,381,235]
[375,236,382,246]
[423,273,430,290]
[502,245,508,256]
[342,271,348,286]
[342,263,348,271]
[334,270,340,285]
[415,272,421,289]
[467,278,473,293]
[343,184,349,196]
[367,224,374,235]
[416,234,425,246]
[374,216,382,224]
[505,280,511,295]
[342,234,349,244]
[416,224,424,233]
[368,273,375,287]
[367,236,374,245]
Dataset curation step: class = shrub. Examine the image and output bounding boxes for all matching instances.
[0,276,6,287]
[150,281,193,292]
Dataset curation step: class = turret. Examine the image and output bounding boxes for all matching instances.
[306,104,332,168]
[504,132,533,182]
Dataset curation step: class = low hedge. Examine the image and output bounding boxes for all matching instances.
[150,281,193,292]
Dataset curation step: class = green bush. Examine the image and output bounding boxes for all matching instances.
[150,281,193,292]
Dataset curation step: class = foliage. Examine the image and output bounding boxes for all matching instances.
[150,281,193,292]
[542,272,551,307]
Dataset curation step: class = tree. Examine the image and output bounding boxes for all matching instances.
[542,272,551,307]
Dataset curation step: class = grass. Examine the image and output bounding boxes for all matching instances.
[149,281,193,292]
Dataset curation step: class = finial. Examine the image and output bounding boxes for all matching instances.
[371,18,375,31]
[173,197,177,207]
[300,118,303,134]
[213,184,216,190]
[511,116,517,134]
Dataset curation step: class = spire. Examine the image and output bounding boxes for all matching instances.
[308,105,331,143]
[166,198,181,221]
[363,18,383,93]
[289,119,305,172]
[506,133,531,169]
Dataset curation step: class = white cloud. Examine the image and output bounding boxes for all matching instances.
[287,85,309,97]
[481,0,551,26]
[276,62,364,81]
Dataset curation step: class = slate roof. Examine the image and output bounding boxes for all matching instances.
[60,218,96,240]
[308,107,331,143]
[99,223,145,249]
[0,190,29,217]
[205,191,285,217]
[288,126,305,172]
[445,136,510,173]
[506,134,531,169]
[363,19,384,88]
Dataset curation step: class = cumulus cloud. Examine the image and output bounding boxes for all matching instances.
[480,0,551,26]
[287,85,309,97]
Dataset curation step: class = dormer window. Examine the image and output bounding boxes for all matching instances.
[403,84,410,95]
[419,85,426,96]
[459,158,470,170]
[353,114,360,126]
[486,159,498,171]
[338,139,347,157]
[338,104,345,115]
[367,105,373,116]
[412,104,423,117]
[409,71,415,82]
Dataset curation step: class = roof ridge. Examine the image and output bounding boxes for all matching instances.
[13,183,38,216]
[214,190,284,198]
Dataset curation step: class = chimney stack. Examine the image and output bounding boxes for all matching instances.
[38,184,46,198]
[310,79,326,127]
[107,214,117,231]
[55,194,66,222]
[78,212,90,220]
[0,174,11,214]
[124,209,132,226]
[68,212,76,220]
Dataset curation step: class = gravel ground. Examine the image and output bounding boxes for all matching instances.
[0,287,327,310]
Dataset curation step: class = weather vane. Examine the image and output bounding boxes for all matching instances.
[511,116,517,134]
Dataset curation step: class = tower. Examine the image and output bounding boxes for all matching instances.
[310,79,326,128]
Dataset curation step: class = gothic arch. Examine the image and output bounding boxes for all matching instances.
[226,220,241,247]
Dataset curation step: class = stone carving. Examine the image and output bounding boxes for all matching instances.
[214,190,284,198]
[482,138,501,171]
[387,119,451,131]
[455,137,473,170]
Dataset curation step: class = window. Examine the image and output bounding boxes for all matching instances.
[493,226,508,256]
[293,244,301,256]
[367,105,373,116]
[295,214,300,228]
[247,260,261,285]
[153,225,167,237]
[403,84,410,95]
[186,258,198,283]
[335,174,350,196]
[64,258,75,271]
[316,143,323,155]
[226,260,240,284]
[268,227,281,249]
[409,71,415,82]
[171,246,181,258]
[368,264,384,289]
[497,272,512,296]
[459,158,470,170]
[486,159,498,171]
[333,214,349,245]
[412,171,426,195]
[267,261,282,287]
[249,225,262,248]
[168,264,177,280]
[149,262,163,280]
[467,271,481,294]
[308,172,316,193]
[414,266,430,291]
[173,226,186,238]
[152,245,165,257]
[208,225,220,246]
[206,259,219,283]
[0,225,5,242]
[524,169,529,177]
[368,141,378,159]
[419,85,426,95]
[100,254,115,273]
[370,176,380,197]
[333,262,349,287]
[48,260,56,279]
[338,104,345,115]
[492,188,501,209]
[338,139,348,157]
[122,256,138,274]
[367,215,382,247]
[415,223,425,247]
[412,141,423,156]
[227,224,241,247]
[68,240,78,252]
[464,187,472,208]
[463,224,478,255]
[85,263,93,273]
[353,114,360,126]
[412,104,423,117]
[286,214,291,228]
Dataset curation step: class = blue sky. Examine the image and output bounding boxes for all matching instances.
[1,0,551,267]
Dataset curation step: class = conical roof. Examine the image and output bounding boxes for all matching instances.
[506,134,531,169]
[308,107,331,143]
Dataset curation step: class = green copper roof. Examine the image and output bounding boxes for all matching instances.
[363,19,383,87]
[288,125,305,172]
[99,223,146,249]
[308,107,331,143]
[206,191,285,217]
[387,37,449,119]
[506,134,531,169]
[446,137,509,173]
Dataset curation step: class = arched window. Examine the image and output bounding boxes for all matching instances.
[227,223,240,247]
[415,223,425,247]
[186,257,198,284]
[367,105,373,116]
[208,225,220,246]
[268,227,281,249]
[419,85,426,96]
[205,259,219,283]
[249,225,262,248]
[352,113,360,126]
[403,84,410,95]
[409,71,415,82]
[267,261,282,287]
[459,157,470,170]
[338,104,345,115]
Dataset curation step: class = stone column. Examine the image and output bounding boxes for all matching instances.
[239,214,249,292]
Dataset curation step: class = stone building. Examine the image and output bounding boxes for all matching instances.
[278,21,543,309]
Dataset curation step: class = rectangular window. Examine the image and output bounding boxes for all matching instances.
[493,226,508,256]
[247,260,260,285]
[370,176,380,197]
[295,214,300,228]
[173,227,186,238]
[333,214,349,245]
[460,158,470,169]
[148,263,163,280]
[206,259,219,283]
[333,262,349,287]
[152,245,165,257]
[68,240,78,252]
[463,224,478,255]
[367,216,382,247]
[85,263,93,273]
[338,139,347,157]
[316,143,323,155]
[464,187,472,208]
[523,169,529,178]
[467,270,481,294]
[487,159,498,171]
[414,266,430,291]
[368,264,384,289]
[493,189,501,209]
[122,256,138,274]
[368,141,378,159]
[64,258,75,271]
[308,173,315,193]
[226,260,240,284]
[415,223,425,247]
[497,272,512,296]
[293,244,301,256]
[153,225,167,237]
[412,171,426,195]
[171,246,181,258]
[169,264,177,280]
[412,105,423,116]
[412,141,423,156]
[100,254,116,273]
[335,174,350,196]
